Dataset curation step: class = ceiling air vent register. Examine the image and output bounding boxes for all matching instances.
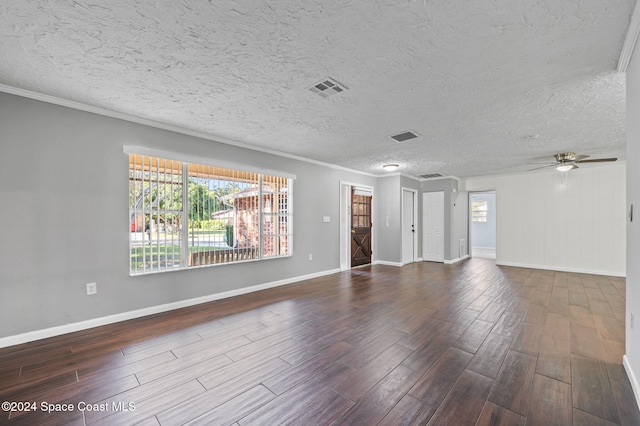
[420,173,443,179]
[390,131,419,142]
[309,77,348,98]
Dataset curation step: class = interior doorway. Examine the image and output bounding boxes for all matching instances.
[340,182,374,270]
[470,191,496,259]
[351,187,372,267]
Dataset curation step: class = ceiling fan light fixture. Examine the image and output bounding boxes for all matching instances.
[556,163,575,172]
[383,164,399,171]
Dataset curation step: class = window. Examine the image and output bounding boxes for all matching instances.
[471,200,488,222]
[351,190,371,228]
[129,153,292,275]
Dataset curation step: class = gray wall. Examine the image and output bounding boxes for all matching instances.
[626,33,640,406]
[375,175,402,263]
[453,189,469,259]
[372,175,424,263]
[0,92,376,338]
[0,91,469,340]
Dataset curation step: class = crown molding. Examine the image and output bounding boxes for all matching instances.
[0,84,378,178]
[618,0,640,72]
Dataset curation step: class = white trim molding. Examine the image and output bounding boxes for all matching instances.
[0,268,340,349]
[444,255,470,265]
[339,181,376,272]
[374,260,404,267]
[495,261,626,278]
[624,355,640,411]
[619,0,640,72]
[390,258,427,265]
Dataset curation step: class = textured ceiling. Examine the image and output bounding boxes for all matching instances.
[0,0,635,177]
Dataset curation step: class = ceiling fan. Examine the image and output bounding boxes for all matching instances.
[528,152,617,172]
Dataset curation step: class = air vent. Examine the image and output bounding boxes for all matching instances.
[419,173,443,179]
[309,77,348,98]
[390,131,419,142]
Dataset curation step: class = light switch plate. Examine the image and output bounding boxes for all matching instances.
[86,282,97,295]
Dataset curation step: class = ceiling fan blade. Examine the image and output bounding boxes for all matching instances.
[527,164,556,171]
[574,155,590,161]
[575,157,617,163]
[527,162,556,165]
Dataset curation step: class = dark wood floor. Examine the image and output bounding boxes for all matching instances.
[1,259,639,425]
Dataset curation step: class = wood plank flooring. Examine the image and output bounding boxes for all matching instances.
[1,259,639,425]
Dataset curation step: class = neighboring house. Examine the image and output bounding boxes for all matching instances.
[221,185,289,257]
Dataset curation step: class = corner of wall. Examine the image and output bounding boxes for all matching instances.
[624,355,640,410]
[625,8,640,412]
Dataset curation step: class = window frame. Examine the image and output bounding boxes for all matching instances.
[126,146,294,276]
[471,200,488,223]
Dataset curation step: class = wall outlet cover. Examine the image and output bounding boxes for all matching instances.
[86,282,97,295]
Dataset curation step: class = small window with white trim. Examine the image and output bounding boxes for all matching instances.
[471,200,488,223]
[128,152,293,275]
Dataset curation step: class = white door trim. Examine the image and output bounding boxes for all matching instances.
[340,181,374,271]
[401,187,418,264]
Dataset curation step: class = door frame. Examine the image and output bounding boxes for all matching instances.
[401,187,419,264]
[468,190,497,259]
[340,181,374,271]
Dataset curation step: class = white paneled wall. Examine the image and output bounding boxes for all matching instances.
[464,163,626,276]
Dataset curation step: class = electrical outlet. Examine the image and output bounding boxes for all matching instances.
[308,254,313,261]
[86,282,97,295]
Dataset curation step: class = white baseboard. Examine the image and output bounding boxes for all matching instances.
[374,260,425,267]
[373,260,403,267]
[624,355,640,411]
[495,261,626,277]
[0,268,340,349]
[401,258,424,266]
[445,255,470,265]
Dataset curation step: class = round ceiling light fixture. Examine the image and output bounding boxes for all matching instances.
[383,164,399,171]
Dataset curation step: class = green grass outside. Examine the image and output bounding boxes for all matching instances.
[144,229,225,237]
[130,244,227,270]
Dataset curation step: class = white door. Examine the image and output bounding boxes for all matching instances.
[423,191,444,262]
[402,189,416,264]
